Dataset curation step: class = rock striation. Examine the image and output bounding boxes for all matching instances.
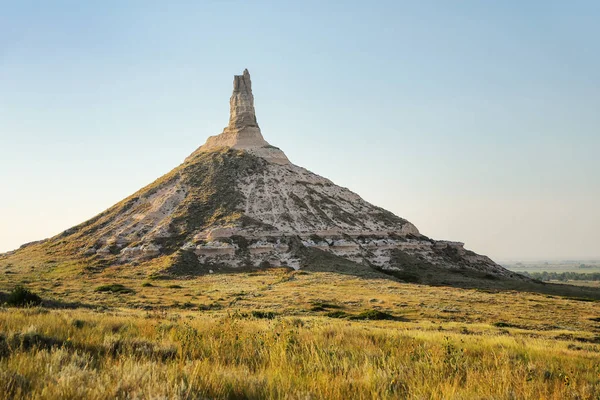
[192,69,290,164]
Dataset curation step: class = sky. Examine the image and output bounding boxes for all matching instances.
[1,1,599,261]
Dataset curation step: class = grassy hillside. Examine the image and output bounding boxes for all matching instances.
[0,148,266,274]
[1,268,599,399]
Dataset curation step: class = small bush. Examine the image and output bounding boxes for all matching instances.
[141,282,154,287]
[198,302,222,311]
[6,286,42,307]
[310,302,342,312]
[325,311,349,319]
[350,310,395,321]
[493,321,520,328]
[95,284,135,294]
[6,327,62,351]
[251,310,276,319]
[167,284,183,289]
[71,319,86,329]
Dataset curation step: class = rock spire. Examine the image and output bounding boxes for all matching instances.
[228,69,259,131]
[194,69,290,164]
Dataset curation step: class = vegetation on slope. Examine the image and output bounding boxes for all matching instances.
[375,249,600,299]
[0,149,267,274]
[157,148,267,253]
[4,286,42,307]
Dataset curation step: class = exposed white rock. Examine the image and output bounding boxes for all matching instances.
[88,178,188,252]
[207,227,238,240]
[121,246,142,257]
[121,243,161,259]
[141,244,160,256]
[274,242,289,252]
[96,246,111,255]
[195,241,237,256]
[248,241,276,254]
[434,240,465,249]
[332,239,358,248]
[191,69,290,165]
[237,161,419,237]
[202,241,236,249]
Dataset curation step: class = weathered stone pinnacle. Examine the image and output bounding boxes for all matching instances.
[193,69,290,164]
[229,69,258,130]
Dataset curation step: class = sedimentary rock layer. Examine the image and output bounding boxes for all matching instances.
[193,69,290,164]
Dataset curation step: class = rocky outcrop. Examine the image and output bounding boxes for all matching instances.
[234,161,419,236]
[228,69,261,133]
[5,68,520,285]
[192,69,290,164]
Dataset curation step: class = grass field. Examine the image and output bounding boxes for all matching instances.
[1,267,599,399]
[503,260,600,274]
[555,280,600,289]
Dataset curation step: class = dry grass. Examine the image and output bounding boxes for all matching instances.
[0,267,599,399]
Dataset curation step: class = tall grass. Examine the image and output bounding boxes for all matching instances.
[1,308,598,399]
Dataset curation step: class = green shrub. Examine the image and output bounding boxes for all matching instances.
[493,321,526,329]
[311,302,342,312]
[251,310,276,319]
[95,284,135,294]
[141,282,154,287]
[6,286,42,307]
[167,284,183,289]
[71,319,86,329]
[350,310,395,321]
[325,311,349,319]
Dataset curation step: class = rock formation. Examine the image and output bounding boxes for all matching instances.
[227,68,261,134]
[192,69,290,164]
[0,69,526,286]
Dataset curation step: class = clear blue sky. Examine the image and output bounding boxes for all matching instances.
[1,1,599,260]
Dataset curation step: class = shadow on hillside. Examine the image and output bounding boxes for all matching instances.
[296,245,600,300]
[0,291,97,310]
[373,262,600,301]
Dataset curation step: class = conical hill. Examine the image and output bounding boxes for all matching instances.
[2,70,530,288]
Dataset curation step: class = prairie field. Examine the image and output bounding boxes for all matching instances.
[1,267,599,399]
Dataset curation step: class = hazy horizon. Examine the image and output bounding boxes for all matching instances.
[1,1,599,260]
